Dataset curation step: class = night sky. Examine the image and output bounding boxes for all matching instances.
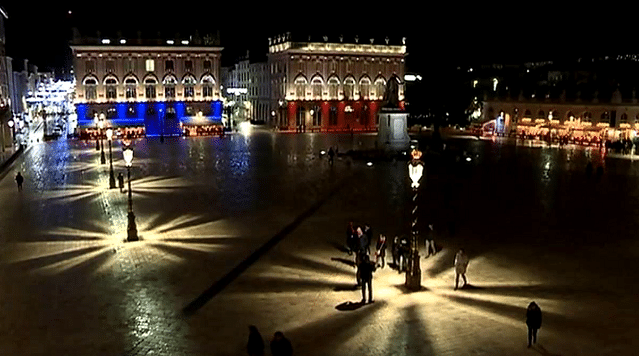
[1,3,630,77]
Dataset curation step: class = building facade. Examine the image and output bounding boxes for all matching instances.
[0,6,13,152]
[70,32,223,137]
[268,33,406,132]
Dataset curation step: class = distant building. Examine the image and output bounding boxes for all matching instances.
[0,6,13,152]
[268,33,406,132]
[70,30,223,137]
[223,52,271,124]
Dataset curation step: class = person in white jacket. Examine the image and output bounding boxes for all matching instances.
[454,248,469,290]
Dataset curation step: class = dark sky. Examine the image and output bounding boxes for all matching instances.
[1,3,632,77]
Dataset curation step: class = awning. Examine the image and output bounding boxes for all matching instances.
[77,118,145,128]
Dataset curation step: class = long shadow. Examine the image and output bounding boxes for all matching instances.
[457,283,615,300]
[276,253,354,278]
[148,242,218,260]
[225,275,357,294]
[330,257,356,268]
[286,300,387,355]
[386,304,436,356]
[182,174,355,316]
[335,300,365,311]
[534,344,562,356]
[329,241,350,253]
[423,248,455,278]
[7,245,109,271]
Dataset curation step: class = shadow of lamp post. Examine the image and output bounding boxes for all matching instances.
[106,128,116,189]
[123,145,138,241]
[406,148,424,290]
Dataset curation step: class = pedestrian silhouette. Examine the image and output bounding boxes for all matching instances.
[358,254,376,303]
[526,301,543,348]
[454,248,469,290]
[247,325,264,356]
[375,234,387,268]
[15,172,24,192]
[328,147,335,165]
[117,172,125,193]
[270,331,293,356]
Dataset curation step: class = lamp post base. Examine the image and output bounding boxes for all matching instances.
[109,171,116,189]
[127,212,138,241]
[405,250,422,290]
[101,150,106,164]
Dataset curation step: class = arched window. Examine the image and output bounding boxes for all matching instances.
[537,110,545,119]
[312,105,321,126]
[311,76,323,99]
[343,77,356,100]
[566,111,575,121]
[183,74,197,98]
[163,75,178,99]
[104,76,118,100]
[621,113,628,123]
[550,110,559,120]
[583,112,592,122]
[374,77,386,100]
[83,76,98,100]
[359,76,371,100]
[144,76,158,99]
[294,76,308,100]
[124,77,138,99]
[296,106,306,126]
[524,109,532,117]
[328,76,340,100]
[201,74,216,98]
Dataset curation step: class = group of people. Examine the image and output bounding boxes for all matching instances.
[346,221,387,303]
[247,326,293,356]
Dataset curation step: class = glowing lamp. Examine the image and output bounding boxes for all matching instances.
[106,128,113,141]
[408,149,424,189]
[7,120,14,128]
[98,119,105,129]
[410,149,422,160]
[123,146,133,167]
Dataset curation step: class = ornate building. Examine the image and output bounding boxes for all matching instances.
[268,33,406,132]
[70,31,223,136]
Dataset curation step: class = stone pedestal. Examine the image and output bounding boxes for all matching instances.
[377,108,410,152]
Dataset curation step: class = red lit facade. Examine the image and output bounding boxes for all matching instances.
[268,33,406,132]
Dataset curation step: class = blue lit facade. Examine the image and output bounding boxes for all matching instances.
[71,35,223,136]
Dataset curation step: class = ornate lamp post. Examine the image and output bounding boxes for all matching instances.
[99,118,106,164]
[406,149,424,290]
[123,146,138,241]
[106,128,116,189]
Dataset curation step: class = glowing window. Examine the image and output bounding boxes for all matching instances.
[145,59,155,72]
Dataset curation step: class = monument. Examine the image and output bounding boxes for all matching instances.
[377,74,410,151]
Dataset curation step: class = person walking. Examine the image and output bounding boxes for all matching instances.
[270,331,293,356]
[358,226,368,256]
[117,172,125,193]
[328,147,335,165]
[375,234,387,268]
[424,224,436,257]
[526,302,543,348]
[247,325,265,356]
[454,248,469,290]
[357,254,376,304]
[15,172,24,192]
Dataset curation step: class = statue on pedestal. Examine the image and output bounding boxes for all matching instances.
[382,74,402,109]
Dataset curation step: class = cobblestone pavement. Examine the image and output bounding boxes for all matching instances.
[1,131,639,355]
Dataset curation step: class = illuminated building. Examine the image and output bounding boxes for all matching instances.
[223,52,271,124]
[70,31,223,136]
[0,5,13,151]
[268,33,406,132]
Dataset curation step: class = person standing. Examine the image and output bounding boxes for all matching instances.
[424,224,436,257]
[328,147,335,165]
[375,234,387,268]
[358,226,368,256]
[357,254,376,304]
[346,221,356,255]
[117,172,125,193]
[247,325,265,356]
[363,224,372,254]
[526,302,542,348]
[15,172,24,192]
[270,331,293,356]
[454,248,469,290]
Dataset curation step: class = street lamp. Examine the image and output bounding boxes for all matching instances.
[123,145,138,241]
[106,128,116,189]
[99,119,106,164]
[94,115,100,151]
[406,149,424,290]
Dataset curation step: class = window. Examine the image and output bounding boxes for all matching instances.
[311,77,323,99]
[86,60,95,73]
[165,60,174,71]
[296,106,306,126]
[329,106,338,126]
[185,60,193,72]
[295,76,307,100]
[125,78,137,99]
[343,77,355,100]
[204,60,212,71]
[106,86,117,99]
[374,77,386,100]
[106,60,115,73]
[359,77,371,99]
[183,75,196,98]
[537,110,545,119]
[144,77,157,99]
[312,106,321,126]
[124,59,135,73]
[328,77,339,100]
[145,59,155,72]
[163,75,177,99]
[202,75,215,98]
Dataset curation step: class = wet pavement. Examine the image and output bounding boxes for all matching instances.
[1,129,638,355]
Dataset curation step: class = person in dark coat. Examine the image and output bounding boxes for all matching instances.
[270,331,293,356]
[15,172,24,192]
[363,224,372,254]
[346,221,356,255]
[375,234,387,268]
[526,302,542,348]
[117,172,125,193]
[358,226,369,255]
[247,325,265,356]
[357,254,376,303]
[327,147,335,165]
